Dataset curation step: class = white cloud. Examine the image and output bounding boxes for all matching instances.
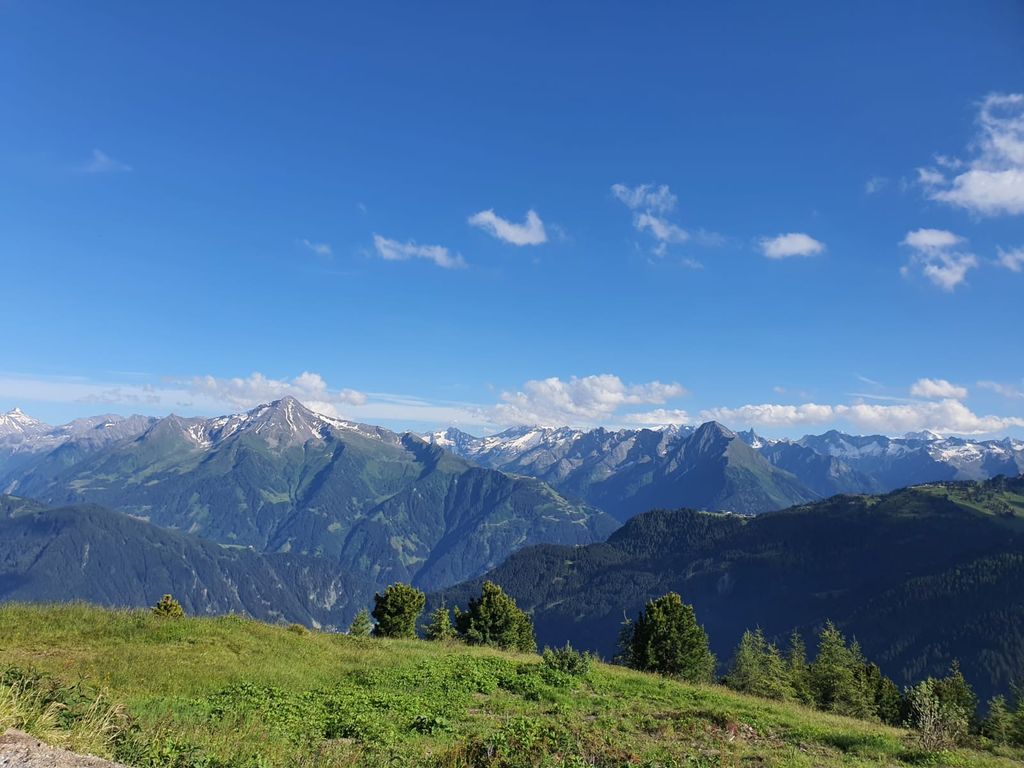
[468,209,547,246]
[922,92,1024,216]
[634,212,689,243]
[997,247,1024,272]
[902,229,963,250]
[700,403,836,427]
[910,378,968,400]
[187,372,366,415]
[838,400,1024,435]
[978,380,1024,400]
[81,149,132,173]
[698,398,1023,435]
[301,239,332,257]
[623,408,692,425]
[493,374,686,426]
[372,234,466,269]
[611,183,699,256]
[610,183,677,213]
[900,228,977,291]
[865,176,888,194]
[758,233,825,259]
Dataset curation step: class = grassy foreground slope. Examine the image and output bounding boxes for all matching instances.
[1,604,1021,768]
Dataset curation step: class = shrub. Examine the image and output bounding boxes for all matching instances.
[286,623,308,635]
[541,643,593,678]
[151,594,184,619]
[907,678,969,751]
[454,581,536,653]
[372,583,426,639]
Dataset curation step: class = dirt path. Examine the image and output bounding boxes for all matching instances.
[0,730,126,768]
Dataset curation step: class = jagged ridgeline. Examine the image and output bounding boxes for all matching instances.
[433,475,1024,701]
[0,398,616,604]
[427,422,1024,520]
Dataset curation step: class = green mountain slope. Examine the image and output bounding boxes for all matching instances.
[434,476,1024,701]
[0,496,373,626]
[1,603,1019,767]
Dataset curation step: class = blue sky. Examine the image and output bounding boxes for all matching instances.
[2,1,1023,437]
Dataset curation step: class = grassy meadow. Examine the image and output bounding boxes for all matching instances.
[1,603,1021,767]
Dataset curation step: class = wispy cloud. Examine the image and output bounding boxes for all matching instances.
[301,239,332,257]
[80,149,132,174]
[865,176,888,194]
[611,183,699,257]
[918,92,1024,216]
[900,228,977,291]
[372,234,466,269]
[610,183,677,213]
[978,380,1024,400]
[997,246,1024,272]
[758,232,825,259]
[468,209,547,246]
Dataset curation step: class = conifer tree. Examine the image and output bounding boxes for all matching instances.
[454,581,535,652]
[726,628,790,699]
[621,592,715,682]
[785,631,813,705]
[982,695,1014,745]
[348,608,373,637]
[424,605,456,642]
[809,622,871,718]
[372,583,425,638]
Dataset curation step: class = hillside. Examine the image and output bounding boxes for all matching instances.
[0,496,373,627]
[0,399,616,593]
[1,603,1020,767]
[435,476,1024,702]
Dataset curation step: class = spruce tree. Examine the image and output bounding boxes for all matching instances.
[623,592,715,682]
[348,608,373,637]
[372,583,425,638]
[809,622,871,717]
[424,605,456,642]
[785,631,813,705]
[982,695,1014,745]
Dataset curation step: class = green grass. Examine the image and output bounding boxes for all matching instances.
[0,603,1020,767]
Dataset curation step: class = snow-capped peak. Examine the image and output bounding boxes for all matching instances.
[0,408,50,438]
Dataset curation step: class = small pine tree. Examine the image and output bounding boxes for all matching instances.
[151,594,184,619]
[348,608,373,638]
[726,629,791,700]
[622,592,715,683]
[932,661,978,724]
[864,663,905,726]
[809,622,872,718]
[372,583,425,638]
[454,581,536,652]
[982,695,1014,745]
[785,631,813,705]
[424,605,456,642]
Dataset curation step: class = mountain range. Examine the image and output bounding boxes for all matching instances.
[433,475,1024,701]
[428,422,1024,519]
[0,399,616,594]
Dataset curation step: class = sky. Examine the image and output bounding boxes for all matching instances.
[1,1,1023,438]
